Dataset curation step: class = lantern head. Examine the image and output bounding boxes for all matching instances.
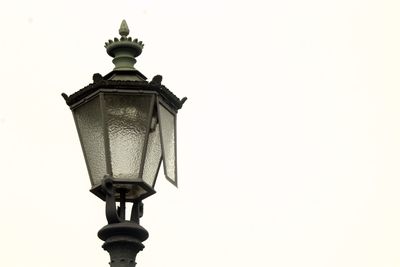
[62,20,186,202]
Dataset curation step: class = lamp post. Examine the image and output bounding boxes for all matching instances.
[62,20,186,267]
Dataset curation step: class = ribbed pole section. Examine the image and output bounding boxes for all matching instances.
[98,221,149,267]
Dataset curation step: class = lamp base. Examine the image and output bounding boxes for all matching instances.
[98,221,149,267]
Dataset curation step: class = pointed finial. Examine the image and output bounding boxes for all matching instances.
[119,19,130,37]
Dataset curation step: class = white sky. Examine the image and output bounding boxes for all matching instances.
[1,0,400,266]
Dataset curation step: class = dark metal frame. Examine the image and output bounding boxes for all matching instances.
[83,90,158,202]
[141,98,163,189]
[99,91,156,202]
[157,98,178,187]
[90,179,156,202]
[99,92,113,177]
[64,73,186,202]
[139,94,156,181]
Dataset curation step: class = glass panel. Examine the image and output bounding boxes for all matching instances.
[142,118,162,187]
[104,94,152,180]
[158,103,177,186]
[73,96,107,187]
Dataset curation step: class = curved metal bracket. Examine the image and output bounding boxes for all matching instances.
[102,177,123,224]
[101,176,145,225]
[131,201,144,224]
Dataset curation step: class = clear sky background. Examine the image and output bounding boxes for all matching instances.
[1,0,400,266]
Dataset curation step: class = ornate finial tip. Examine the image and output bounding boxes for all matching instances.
[105,19,143,69]
[119,19,130,37]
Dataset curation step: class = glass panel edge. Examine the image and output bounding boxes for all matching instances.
[157,99,178,187]
[138,94,156,179]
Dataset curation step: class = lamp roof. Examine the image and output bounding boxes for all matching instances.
[62,74,186,111]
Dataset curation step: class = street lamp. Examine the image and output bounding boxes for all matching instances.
[62,20,186,267]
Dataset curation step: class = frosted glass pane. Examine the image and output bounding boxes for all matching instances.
[73,96,106,187]
[142,122,162,187]
[105,94,151,180]
[158,104,177,185]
